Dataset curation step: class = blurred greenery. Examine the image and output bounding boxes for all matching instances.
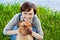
[0,3,60,40]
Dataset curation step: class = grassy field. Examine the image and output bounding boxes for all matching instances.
[0,3,60,40]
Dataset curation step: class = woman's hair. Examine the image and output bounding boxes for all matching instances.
[20,2,37,14]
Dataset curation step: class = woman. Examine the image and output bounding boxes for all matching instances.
[3,2,43,40]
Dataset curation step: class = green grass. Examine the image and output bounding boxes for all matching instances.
[0,3,60,40]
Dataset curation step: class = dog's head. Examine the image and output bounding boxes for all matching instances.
[18,20,33,36]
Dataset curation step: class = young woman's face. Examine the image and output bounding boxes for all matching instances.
[22,8,34,22]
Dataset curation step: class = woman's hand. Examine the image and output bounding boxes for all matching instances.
[6,30,18,35]
[31,31,43,40]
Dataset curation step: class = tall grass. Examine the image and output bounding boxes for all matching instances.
[0,3,60,40]
[37,7,60,40]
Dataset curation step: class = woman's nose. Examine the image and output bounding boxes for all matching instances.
[25,15,30,18]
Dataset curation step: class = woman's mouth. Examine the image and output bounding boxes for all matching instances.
[24,18,30,21]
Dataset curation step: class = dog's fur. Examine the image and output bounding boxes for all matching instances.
[16,21,33,40]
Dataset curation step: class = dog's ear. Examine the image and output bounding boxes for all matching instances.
[30,23,33,27]
[31,23,33,26]
[18,20,22,24]
[18,20,23,27]
[19,20,23,22]
[27,23,33,27]
[18,20,23,23]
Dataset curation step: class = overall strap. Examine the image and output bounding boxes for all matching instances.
[19,13,22,21]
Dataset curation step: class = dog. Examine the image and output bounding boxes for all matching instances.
[16,20,33,40]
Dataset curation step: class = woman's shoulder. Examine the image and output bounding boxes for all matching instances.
[33,14,38,19]
[32,14,40,23]
[14,13,21,17]
[15,13,21,16]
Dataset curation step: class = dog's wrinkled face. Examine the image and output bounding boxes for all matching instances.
[18,21,33,36]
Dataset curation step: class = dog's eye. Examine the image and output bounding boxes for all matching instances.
[23,25,26,27]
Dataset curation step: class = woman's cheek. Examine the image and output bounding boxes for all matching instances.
[31,15,34,19]
[22,15,25,18]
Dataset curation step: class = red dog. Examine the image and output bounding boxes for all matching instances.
[16,21,33,40]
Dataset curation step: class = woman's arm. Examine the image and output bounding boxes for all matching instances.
[32,15,44,40]
[3,14,19,35]
[5,30,17,35]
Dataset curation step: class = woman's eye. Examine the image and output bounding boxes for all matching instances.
[24,13,27,15]
[29,13,32,15]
